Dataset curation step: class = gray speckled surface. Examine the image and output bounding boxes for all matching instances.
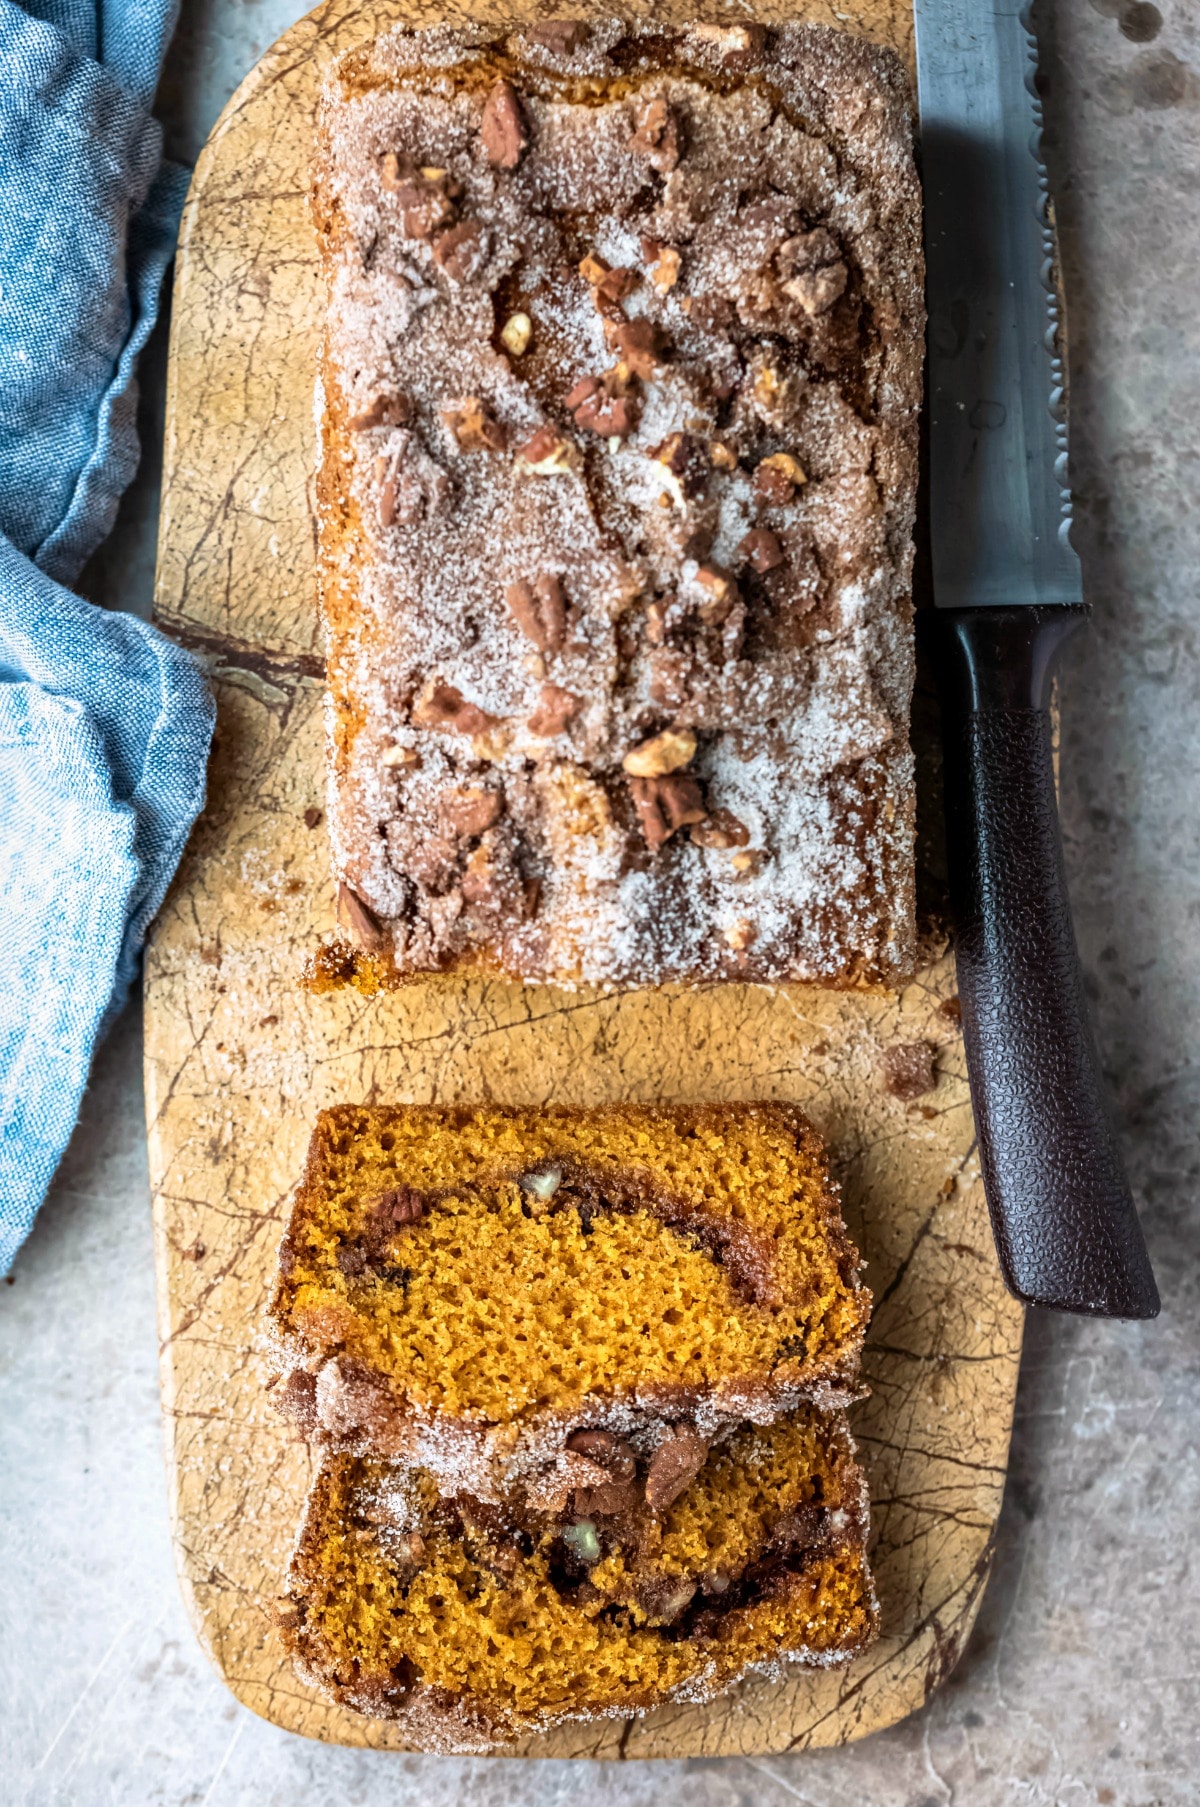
[3,2,1199,1801]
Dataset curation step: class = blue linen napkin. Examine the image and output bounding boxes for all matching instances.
[0,0,214,1271]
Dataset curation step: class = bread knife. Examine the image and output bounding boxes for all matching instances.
[914,0,1159,1315]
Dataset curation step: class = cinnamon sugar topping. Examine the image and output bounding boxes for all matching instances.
[313,19,923,986]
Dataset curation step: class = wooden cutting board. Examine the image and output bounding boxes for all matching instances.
[145,0,1023,1758]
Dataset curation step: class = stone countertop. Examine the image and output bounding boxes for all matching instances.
[2,2,1198,1802]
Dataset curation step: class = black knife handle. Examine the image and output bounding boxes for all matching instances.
[934,605,1159,1318]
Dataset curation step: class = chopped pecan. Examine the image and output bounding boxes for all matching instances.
[515,425,578,474]
[564,373,602,413]
[644,1426,708,1510]
[432,219,490,283]
[623,728,696,778]
[380,743,418,768]
[630,774,706,850]
[461,842,507,907]
[369,1185,426,1227]
[604,316,664,380]
[691,21,767,59]
[880,1042,937,1102]
[500,311,532,355]
[650,432,707,502]
[578,254,639,306]
[412,683,497,737]
[438,785,504,840]
[441,396,505,452]
[739,526,785,572]
[566,373,640,438]
[566,1429,638,1480]
[527,684,580,738]
[480,80,528,169]
[630,95,681,173]
[645,242,681,294]
[574,1478,640,1517]
[709,439,738,471]
[693,563,739,625]
[375,434,452,528]
[754,451,807,505]
[506,574,567,652]
[690,807,750,850]
[337,882,384,952]
[348,392,411,431]
[784,263,848,315]
[723,918,757,952]
[776,229,848,316]
[379,155,457,238]
[526,18,589,53]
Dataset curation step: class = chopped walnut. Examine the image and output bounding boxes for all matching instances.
[439,786,504,840]
[709,439,738,471]
[440,396,505,453]
[754,451,807,504]
[691,807,749,850]
[480,81,528,169]
[432,219,489,284]
[507,574,567,652]
[500,311,532,356]
[723,918,757,952]
[630,95,681,173]
[527,684,581,738]
[623,728,697,778]
[412,683,497,737]
[515,425,579,474]
[337,882,384,952]
[348,392,411,431]
[739,526,785,573]
[629,773,706,850]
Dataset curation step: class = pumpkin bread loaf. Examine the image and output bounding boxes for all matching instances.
[310,17,922,991]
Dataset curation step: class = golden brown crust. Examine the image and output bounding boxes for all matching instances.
[310,19,922,991]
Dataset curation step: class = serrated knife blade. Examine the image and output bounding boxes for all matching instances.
[916,0,1082,609]
[914,0,1159,1319]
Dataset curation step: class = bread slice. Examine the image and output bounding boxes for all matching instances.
[267,1102,870,1500]
[279,1407,877,1748]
